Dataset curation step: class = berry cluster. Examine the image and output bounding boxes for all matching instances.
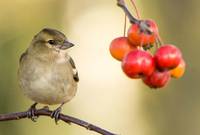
[109,0,186,89]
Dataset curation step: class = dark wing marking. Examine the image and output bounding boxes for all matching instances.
[69,57,79,82]
[19,50,28,63]
[73,72,79,82]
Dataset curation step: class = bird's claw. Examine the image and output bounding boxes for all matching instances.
[27,103,38,122]
[51,107,62,124]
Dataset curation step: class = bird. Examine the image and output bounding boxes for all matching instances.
[18,28,79,123]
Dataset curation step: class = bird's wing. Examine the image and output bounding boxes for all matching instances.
[19,50,28,63]
[69,57,79,82]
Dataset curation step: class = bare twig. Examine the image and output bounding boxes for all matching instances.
[117,0,139,24]
[117,0,152,34]
[0,107,117,135]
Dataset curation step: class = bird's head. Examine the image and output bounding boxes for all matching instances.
[31,28,74,52]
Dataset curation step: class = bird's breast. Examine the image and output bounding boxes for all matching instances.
[19,54,77,105]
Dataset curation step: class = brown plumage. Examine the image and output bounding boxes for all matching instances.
[18,28,79,122]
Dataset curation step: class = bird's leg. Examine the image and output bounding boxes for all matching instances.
[27,102,38,122]
[51,103,65,124]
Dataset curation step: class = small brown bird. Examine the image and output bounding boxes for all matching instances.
[18,28,79,122]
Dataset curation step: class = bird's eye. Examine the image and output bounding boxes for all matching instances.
[48,40,56,45]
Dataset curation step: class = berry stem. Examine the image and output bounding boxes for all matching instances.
[155,38,159,50]
[130,0,140,19]
[123,14,127,36]
[117,0,139,24]
[157,34,164,46]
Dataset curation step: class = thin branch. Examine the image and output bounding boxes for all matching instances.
[117,0,139,24]
[0,107,117,135]
[117,0,152,34]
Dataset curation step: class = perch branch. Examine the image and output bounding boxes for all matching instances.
[0,107,117,135]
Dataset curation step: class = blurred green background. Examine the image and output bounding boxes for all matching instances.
[0,0,199,135]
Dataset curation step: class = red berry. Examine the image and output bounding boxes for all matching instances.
[146,19,159,35]
[122,50,155,78]
[128,19,158,47]
[109,37,136,61]
[143,70,171,88]
[155,45,182,70]
[171,58,186,78]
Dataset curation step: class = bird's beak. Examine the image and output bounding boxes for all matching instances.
[60,40,75,50]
